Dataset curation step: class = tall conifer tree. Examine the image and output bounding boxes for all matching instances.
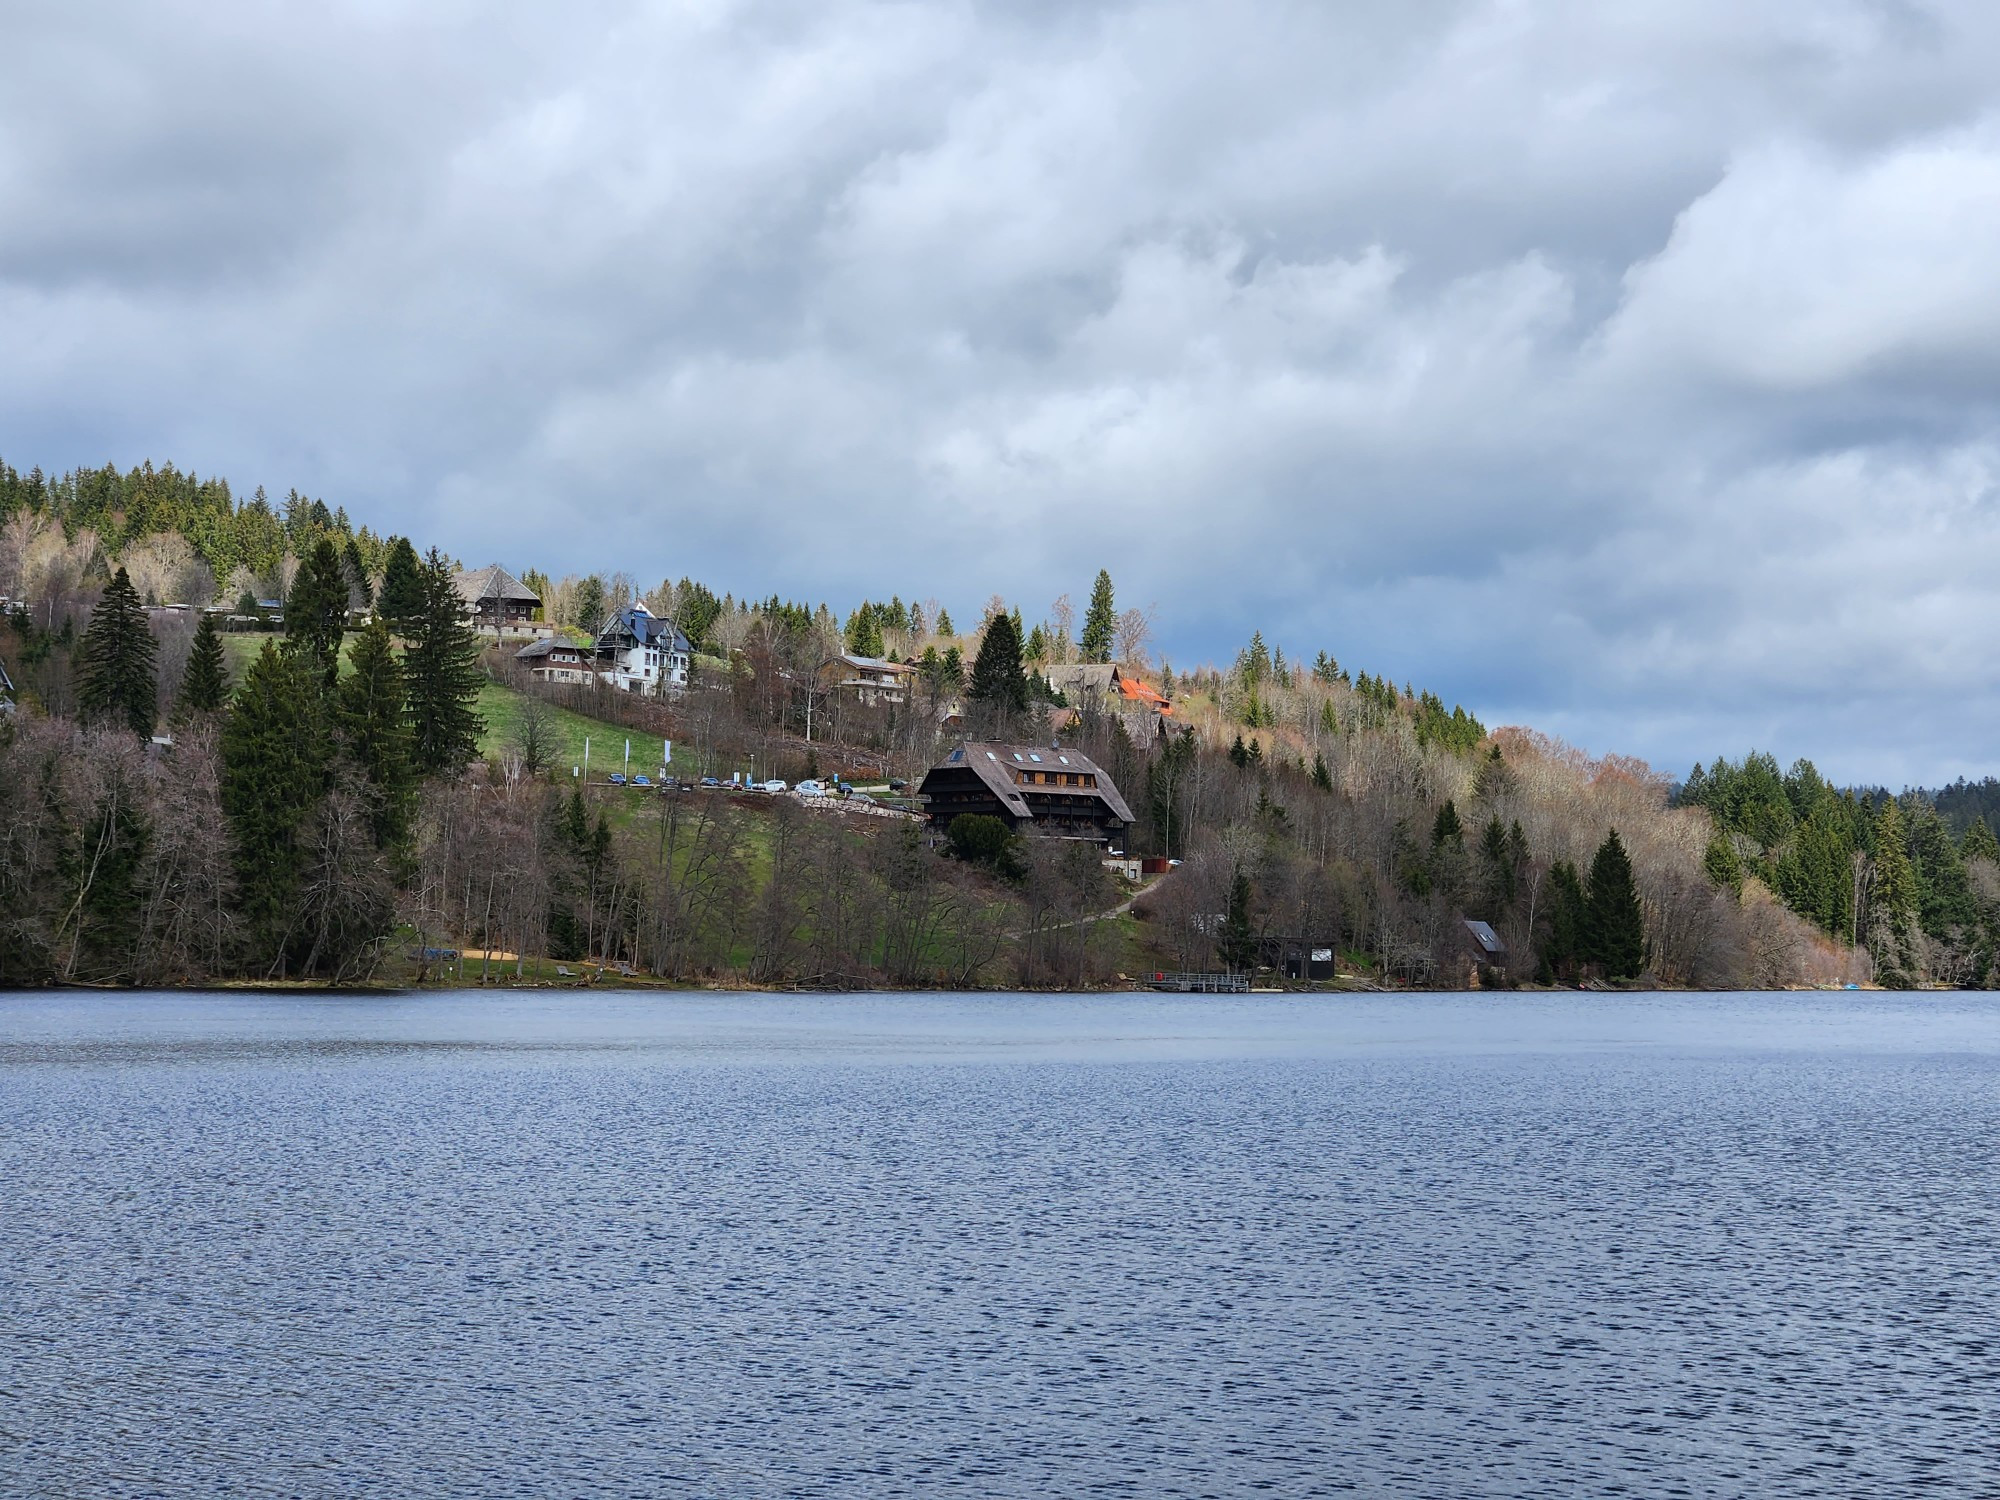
[177,611,230,717]
[1080,569,1116,662]
[1218,866,1256,972]
[1543,858,1586,980]
[377,537,425,628]
[221,641,330,967]
[1702,830,1744,896]
[77,566,158,737]
[1584,828,1647,979]
[967,610,1029,715]
[403,547,486,774]
[1869,797,1918,986]
[337,617,415,850]
[1962,817,2000,865]
[342,536,373,610]
[286,536,348,684]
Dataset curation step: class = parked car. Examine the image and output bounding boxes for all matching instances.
[846,792,876,807]
[631,774,651,788]
[761,779,787,793]
[699,776,721,788]
[888,778,908,791]
[795,779,827,796]
[607,773,626,785]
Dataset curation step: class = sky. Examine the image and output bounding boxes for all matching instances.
[6,0,1999,786]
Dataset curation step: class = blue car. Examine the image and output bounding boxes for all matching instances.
[632,774,651,788]
[608,773,626,785]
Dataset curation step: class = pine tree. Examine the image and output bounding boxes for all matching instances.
[845,603,884,657]
[286,536,349,684]
[936,608,955,637]
[1218,866,1257,972]
[1079,569,1116,662]
[1963,816,2000,864]
[572,575,606,634]
[222,641,331,967]
[1432,799,1463,846]
[403,547,487,775]
[1311,750,1333,792]
[377,536,424,628]
[1905,803,1976,940]
[1543,858,1586,981]
[1479,815,1515,906]
[1775,811,1853,936]
[1229,733,1248,768]
[77,566,158,738]
[343,536,373,610]
[966,609,1029,714]
[1868,798,1919,986]
[1242,631,1271,687]
[1583,828,1647,980]
[1703,830,1744,895]
[337,617,414,850]
[177,610,230,718]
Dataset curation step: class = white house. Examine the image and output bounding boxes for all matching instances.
[596,602,692,694]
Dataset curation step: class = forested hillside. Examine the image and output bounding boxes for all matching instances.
[3,458,1991,990]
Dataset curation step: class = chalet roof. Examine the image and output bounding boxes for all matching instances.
[1463,919,1508,957]
[454,563,540,606]
[925,740,1136,825]
[1119,676,1172,711]
[833,653,915,675]
[1043,663,1121,695]
[515,636,592,661]
[597,602,691,653]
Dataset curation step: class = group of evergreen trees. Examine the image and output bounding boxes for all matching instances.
[1683,752,1991,983]
[1540,831,1648,982]
[17,542,485,979]
[1,457,397,602]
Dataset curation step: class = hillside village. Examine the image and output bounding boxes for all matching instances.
[3,458,1997,992]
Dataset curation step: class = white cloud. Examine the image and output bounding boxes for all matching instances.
[5,0,2000,781]
[1603,125,2000,389]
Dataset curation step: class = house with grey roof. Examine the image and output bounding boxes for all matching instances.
[452,564,541,634]
[514,635,598,685]
[918,741,1135,849]
[596,601,692,695]
[1460,919,1510,986]
[821,652,916,707]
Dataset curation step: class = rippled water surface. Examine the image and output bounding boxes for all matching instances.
[4,991,1998,1498]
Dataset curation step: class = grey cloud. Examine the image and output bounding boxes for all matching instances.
[5,0,2000,782]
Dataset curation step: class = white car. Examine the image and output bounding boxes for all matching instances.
[795,779,828,797]
[761,778,787,793]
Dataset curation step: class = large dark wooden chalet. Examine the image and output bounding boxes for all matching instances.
[453,564,541,632]
[919,742,1135,849]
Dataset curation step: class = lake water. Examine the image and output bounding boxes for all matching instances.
[3,991,1997,1498]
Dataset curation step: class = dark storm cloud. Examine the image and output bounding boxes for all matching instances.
[6,0,2000,783]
